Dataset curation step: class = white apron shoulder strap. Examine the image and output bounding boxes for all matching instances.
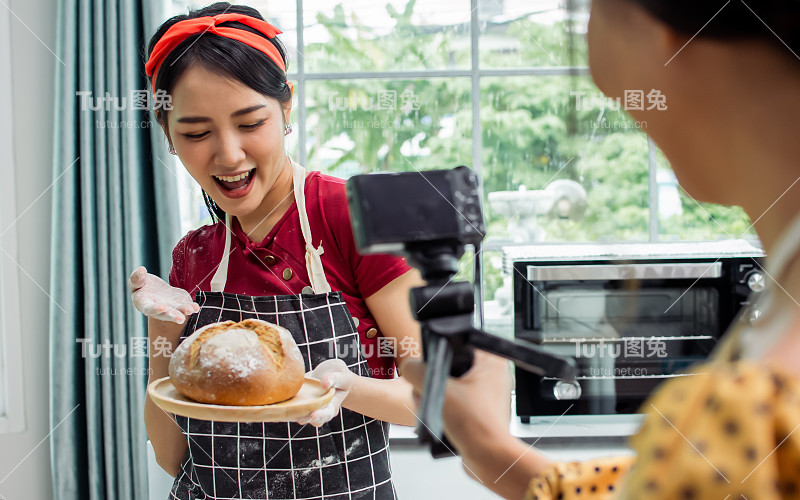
[209,213,233,293]
[292,161,332,294]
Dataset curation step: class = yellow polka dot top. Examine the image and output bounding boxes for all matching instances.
[524,360,800,499]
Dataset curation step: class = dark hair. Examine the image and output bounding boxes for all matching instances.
[631,0,800,55]
[144,2,291,223]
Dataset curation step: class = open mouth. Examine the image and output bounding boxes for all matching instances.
[213,168,256,192]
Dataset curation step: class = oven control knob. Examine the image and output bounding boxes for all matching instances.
[747,271,766,293]
[553,380,582,401]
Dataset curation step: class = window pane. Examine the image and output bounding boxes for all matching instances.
[481,75,650,247]
[482,248,514,339]
[303,78,472,176]
[479,0,589,69]
[175,164,212,234]
[303,0,471,73]
[656,150,756,241]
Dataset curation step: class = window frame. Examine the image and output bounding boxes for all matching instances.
[0,3,27,434]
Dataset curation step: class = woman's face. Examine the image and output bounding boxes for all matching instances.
[166,65,291,218]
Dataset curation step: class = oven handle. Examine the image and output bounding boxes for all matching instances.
[526,262,723,281]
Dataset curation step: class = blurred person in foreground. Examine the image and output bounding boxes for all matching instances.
[403,1,800,498]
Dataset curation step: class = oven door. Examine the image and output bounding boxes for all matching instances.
[514,260,733,418]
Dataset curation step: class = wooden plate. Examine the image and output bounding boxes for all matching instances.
[147,376,335,422]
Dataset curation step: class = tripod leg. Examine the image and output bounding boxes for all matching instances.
[416,333,453,452]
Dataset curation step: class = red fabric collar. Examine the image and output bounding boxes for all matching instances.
[145,13,285,94]
[230,202,298,256]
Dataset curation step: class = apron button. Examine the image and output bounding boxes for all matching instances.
[352,317,359,327]
[302,286,314,295]
[365,327,378,339]
[263,255,276,266]
[282,268,293,281]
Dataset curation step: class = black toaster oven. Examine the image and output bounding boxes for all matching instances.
[505,240,765,422]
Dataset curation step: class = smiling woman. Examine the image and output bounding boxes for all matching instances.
[132,3,424,499]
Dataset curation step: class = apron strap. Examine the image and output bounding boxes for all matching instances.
[292,161,332,294]
[209,213,233,292]
[209,161,333,294]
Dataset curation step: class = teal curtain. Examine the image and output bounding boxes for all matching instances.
[49,0,179,498]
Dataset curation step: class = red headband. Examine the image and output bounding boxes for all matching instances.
[145,13,285,94]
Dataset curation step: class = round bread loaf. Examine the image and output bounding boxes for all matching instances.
[169,319,305,405]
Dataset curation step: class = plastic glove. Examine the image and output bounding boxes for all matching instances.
[296,359,356,427]
[128,266,200,324]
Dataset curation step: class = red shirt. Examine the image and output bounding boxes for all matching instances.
[168,171,411,379]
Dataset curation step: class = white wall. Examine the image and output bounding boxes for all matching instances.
[0,0,57,498]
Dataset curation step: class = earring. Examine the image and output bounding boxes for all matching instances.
[168,145,177,155]
[284,124,293,136]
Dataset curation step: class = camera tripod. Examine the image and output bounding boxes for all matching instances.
[405,242,578,458]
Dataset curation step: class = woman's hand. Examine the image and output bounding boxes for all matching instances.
[401,353,553,499]
[128,266,200,324]
[296,359,356,427]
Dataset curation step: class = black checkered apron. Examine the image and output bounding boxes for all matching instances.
[167,290,397,500]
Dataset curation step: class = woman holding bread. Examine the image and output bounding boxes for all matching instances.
[128,3,422,498]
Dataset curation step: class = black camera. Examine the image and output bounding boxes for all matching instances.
[346,166,485,256]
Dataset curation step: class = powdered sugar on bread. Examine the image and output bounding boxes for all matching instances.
[199,329,267,379]
[169,318,306,405]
